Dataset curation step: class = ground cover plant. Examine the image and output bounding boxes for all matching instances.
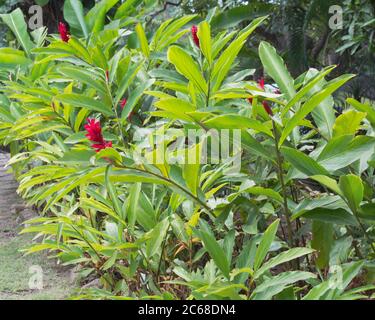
[0,0,374,300]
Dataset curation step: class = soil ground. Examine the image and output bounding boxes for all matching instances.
[0,152,75,300]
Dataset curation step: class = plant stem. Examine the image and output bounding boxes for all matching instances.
[156,223,171,282]
[105,75,127,147]
[271,120,294,247]
[206,66,211,108]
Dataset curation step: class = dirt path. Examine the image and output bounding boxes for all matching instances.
[0,152,75,300]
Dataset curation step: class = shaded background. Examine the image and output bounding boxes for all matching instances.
[0,0,374,102]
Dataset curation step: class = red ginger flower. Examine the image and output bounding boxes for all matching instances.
[84,118,112,152]
[191,25,200,48]
[262,101,273,116]
[120,98,127,109]
[247,77,273,116]
[258,77,265,90]
[58,22,70,42]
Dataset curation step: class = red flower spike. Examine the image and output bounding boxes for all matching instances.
[120,98,127,109]
[258,77,265,90]
[246,78,273,116]
[92,141,112,152]
[84,118,112,152]
[262,101,273,116]
[105,70,109,82]
[191,25,200,48]
[58,22,70,42]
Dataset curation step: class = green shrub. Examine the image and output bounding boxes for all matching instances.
[0,1,374,300]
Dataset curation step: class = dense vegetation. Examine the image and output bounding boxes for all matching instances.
[0,0,374,300]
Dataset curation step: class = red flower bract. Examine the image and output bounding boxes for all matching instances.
[58,22,70,42]
[120,98,127,109]
[262,101,273,116]
[246,77,273,116]
[258,77,265,90]
[84,118,112,152]
[191,25,200,48]
[91,141,113,152]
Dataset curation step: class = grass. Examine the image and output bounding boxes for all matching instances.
[0,232,76,300]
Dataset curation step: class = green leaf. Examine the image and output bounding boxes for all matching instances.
[310,175,343,197]
[55,94,113,116]
[0,8,35,56]
[101,251,118,271]
[223,230,235,265]
[347,98,375,127]
[153,98,196,122]
[183,142,202,196]
[114,61,143,107]
[152,15,196,52]
[57,149,95,165]
[254,247,315,279]
[317,135,375,172]
[333,110,366,138]
[64,0,89,38]
[105,166,123,219]
[358,203,375,221]
[280,74,355,146]
[197,21,212,65]
[339,174,364,212]
[85,0,119,33]
[197,229,230,279]
[231,186,283,203]
[135,23,150,58]
[167,46,208,95]
[211,16,267,92]
[253,219,279,271]
[282,66,335,118]
[259,41,296,100]
[241,130,274,162]
[127,182,141,229]
[146,218,169,258]
[305,68,336,140]
[121,79,155,119]
[312,221,333,269]
[203,114,273,137]
[0,48,31,67]
[253,271,315,300]
[281,147,329,176]
[294,208,356,225]
[58,67,107,95]
[114,0,139,19]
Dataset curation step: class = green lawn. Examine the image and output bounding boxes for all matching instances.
[0,232,76,300]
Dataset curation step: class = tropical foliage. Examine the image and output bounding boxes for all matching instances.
[0,0,374,300]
